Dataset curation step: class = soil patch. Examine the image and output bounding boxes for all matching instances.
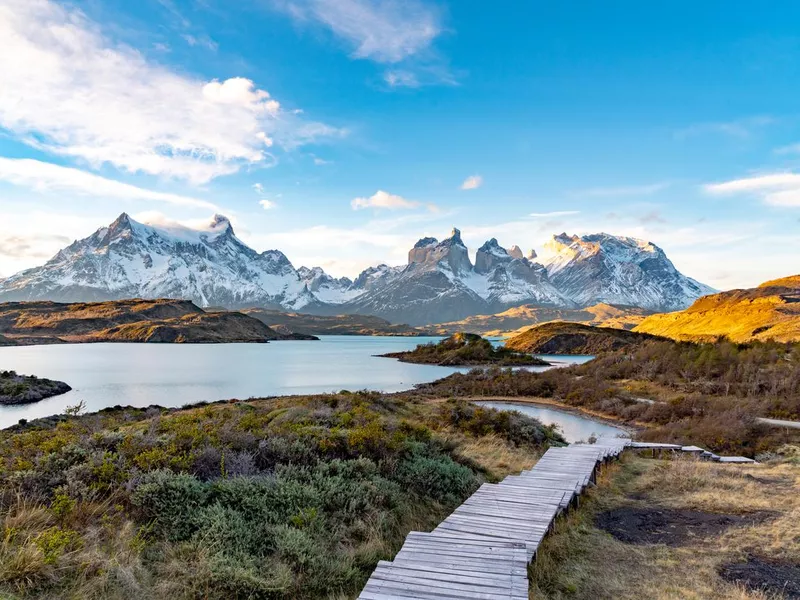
[719,555,800,599]
[595,507,774,546]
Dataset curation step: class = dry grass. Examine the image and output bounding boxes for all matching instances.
[447,432,541,480]
[530,455,799,600]
[0,496,148,599]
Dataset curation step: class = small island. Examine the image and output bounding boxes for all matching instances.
[380,332,551,366]
[0,370,71,405]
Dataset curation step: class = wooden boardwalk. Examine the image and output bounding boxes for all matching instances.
[357,437,758,599]
[357,438,629,600]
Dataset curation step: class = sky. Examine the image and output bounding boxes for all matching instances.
[1,0,799,290]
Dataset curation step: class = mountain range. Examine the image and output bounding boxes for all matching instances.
[0,213,716,325]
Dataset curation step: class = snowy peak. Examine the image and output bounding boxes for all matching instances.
[407,227,472,275]
[537,232,716,311]
[0,218,715,324]
[0,213,309,310]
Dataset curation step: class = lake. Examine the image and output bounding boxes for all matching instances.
[476,401,630,443]
[0,337,592,429]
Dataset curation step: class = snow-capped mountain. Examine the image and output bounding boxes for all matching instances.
[0,213,315,309]
[536,233,717,312]
[0,215,715,324]
[329,229,569,324]
[296,266,358,305]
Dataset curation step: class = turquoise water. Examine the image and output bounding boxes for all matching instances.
[0,336,592,429]
[475,401,629,443]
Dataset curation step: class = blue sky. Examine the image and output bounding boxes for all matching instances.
[1,0,799,289]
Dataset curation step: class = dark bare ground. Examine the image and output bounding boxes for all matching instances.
[595,506,775,546]
[719,555,800,599]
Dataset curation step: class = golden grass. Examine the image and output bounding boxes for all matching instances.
[447,432,541,480]
[530,455,799,600]
[0,496,148,599]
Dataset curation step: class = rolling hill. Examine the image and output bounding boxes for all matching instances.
[635,275,800,342]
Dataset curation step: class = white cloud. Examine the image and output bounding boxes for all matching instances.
[351,190,436,211]
[0,210,110,277]
[460,175,483,190]
[259,199,277,210]
[0,157,220,210]
[182,33,218,51]
[253,183,265,194]
[384,70,419,88]
[277,0,441,64]
[529,210,580,218]
[312,156,332,166]
[0,0,342,184]
[704,172,800,207]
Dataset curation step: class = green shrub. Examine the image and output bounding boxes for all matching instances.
[131,470,208,541]
[394,453,478,504]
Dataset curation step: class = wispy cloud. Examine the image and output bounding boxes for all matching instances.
[259,199,277,210]
[252,182,279,209]
[0,0,343,184]
[674,116,775,140]
[182,33,219,51]
[0,158,220,210]
[384,70,420,88]
[276,0,441,63]
[351,190,436,211]
[460,175,483,191]
[272,0,454,86]
[704,172,800,207]
[574,182,670,198]
[529,210,580,218]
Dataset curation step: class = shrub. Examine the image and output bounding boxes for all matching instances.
[131,470,208,541]
[394,453,478,504]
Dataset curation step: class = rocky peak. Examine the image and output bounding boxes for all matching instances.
[407,227,471,273]
[409,237,439,264]
[508,245,524,260]
[475,238,511,274]
[208,214,234,235]
[527,249,537,260]
[105,212,134,238]
[414,237,438,248]
[441,227,465,247]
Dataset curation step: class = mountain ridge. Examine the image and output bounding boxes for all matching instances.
[0,214,715,325]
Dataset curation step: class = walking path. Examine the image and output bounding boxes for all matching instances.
[357,439,757,599]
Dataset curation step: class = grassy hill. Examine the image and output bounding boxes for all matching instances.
[635,275,800,343]
[0,392,563,599]
[0,299,314,344]
[505,321,659,355]
[430,303,653,336]
[381,332,550,366]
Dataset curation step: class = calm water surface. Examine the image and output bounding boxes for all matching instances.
[476,401,629,443]
[0,336,590,429]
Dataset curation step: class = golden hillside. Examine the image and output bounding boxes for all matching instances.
[634,275,800,342]
[431,303,652,336]
[0,299,314,344]
[505,321,658,354]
